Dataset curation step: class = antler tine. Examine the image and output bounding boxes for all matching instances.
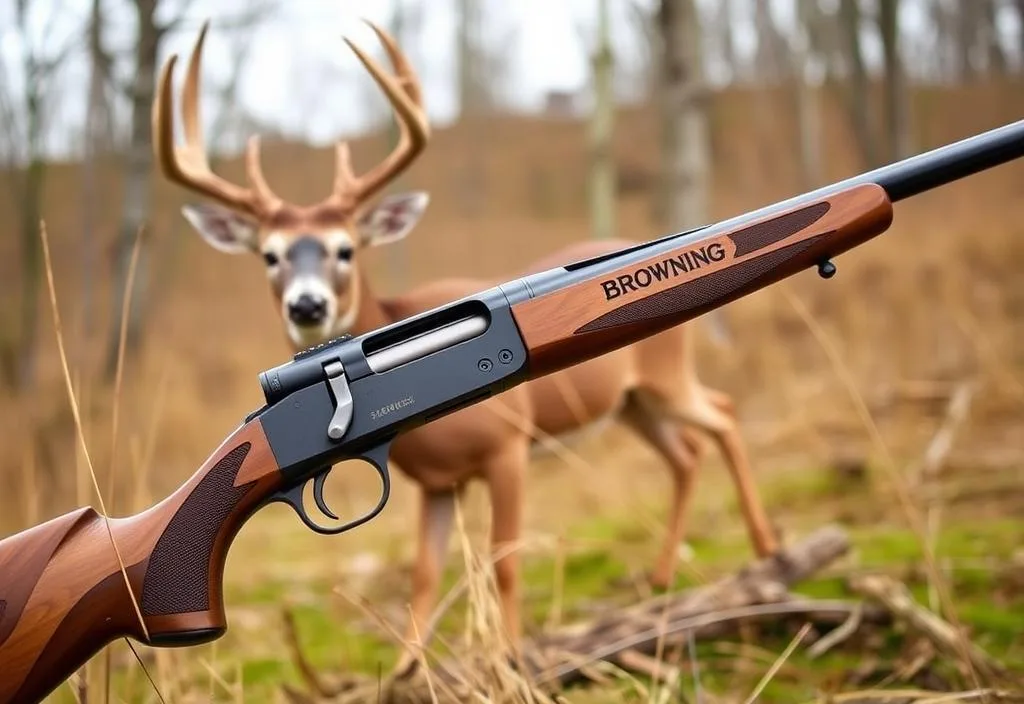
[246,136,283,211]
[332,142,357,193]
[181,21,210,151]
[153,21,278,218]
[336,20,430,205]
[363,19,423,105]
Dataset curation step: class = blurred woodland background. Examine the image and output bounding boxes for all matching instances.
[1,0,1023,701]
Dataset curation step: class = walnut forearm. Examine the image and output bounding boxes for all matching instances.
[511,184,894,376]
[0,419,282,703]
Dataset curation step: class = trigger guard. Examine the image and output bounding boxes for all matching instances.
[269,442,392,536]
[270,481,332,534]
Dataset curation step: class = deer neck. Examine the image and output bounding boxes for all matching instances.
[343,266,397,336]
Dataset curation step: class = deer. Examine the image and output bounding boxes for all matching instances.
[154,20,780,672]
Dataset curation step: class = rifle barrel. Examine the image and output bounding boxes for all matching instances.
[860,118,1024,202]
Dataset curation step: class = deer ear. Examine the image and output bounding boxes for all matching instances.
[181,203,260,254]
[356,192,429,247]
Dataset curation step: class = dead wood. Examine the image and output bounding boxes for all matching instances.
[532,524,851,671]
[281,525,857,703]
[850,573,1015,688]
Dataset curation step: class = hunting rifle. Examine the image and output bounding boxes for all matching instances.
[3,119,1024,702]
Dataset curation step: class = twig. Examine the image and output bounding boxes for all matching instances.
[808,601,863,659]
[850,574,1013,688]
[281,606,341,699]
[536,600,862,685]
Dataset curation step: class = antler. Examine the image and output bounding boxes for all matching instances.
[153,21,283,219]
[321,20,430,211]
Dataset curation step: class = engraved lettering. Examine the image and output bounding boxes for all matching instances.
[649,261,670,281]
[599,241,732,301]
[370,396,415,421]
[668,255,689,276]
[602,280,621,299]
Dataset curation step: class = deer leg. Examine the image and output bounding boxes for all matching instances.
[664,394,779,559]
[621,393,702,590]
[485,442,527,652]
[395,486,457,676]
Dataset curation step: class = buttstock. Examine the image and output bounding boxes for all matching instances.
[511,183,894,375]
[0,419,281,703]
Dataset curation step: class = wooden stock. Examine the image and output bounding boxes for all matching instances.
[0,419,281,704]
[512,183,894,376]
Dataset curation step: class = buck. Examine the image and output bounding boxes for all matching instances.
[155,21,780,670]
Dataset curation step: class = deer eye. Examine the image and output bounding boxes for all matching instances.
[263,251,279,267]
[337,247,353,262]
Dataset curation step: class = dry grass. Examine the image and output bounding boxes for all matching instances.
[2,82,1023,702]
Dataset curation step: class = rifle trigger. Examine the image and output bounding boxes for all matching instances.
[324,360,353,441]
[312,470,339,520]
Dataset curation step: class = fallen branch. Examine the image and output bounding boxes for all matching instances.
[536,524,851,660]
[283,526,862,702]
[850,574,1014,688]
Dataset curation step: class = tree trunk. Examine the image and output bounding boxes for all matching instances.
[16,157,43,392]
[718,0,739,82]
[793,0,822,188]
[954,0,980,81]
[1016,0,1024,71]
[455,0,486,217]
[879,0,911,162]
[657,0,708,232]
[79,0,112,350]
[753,0,789,82]
[840,0,876,169]
[104,0,159,379]
[14,0,46,393]
[589,0,615,240]
[982,0,1008,76]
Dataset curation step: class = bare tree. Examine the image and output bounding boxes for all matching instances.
[753,0,790,82]
[453,0,489,216]
[1015,0,1024,70]
[792,0,823,188]
[878,0,912,161]
[656,0,708,231]
[953,0,983,80]
[103,1,275,378]
[981,0,1008,75]
[719,0,739,81]
[0,0,77,391]
[623,0,658,101]
[589,0,616,240]
[840,0,877,168]
[78,0,115,347]
[103,0,164,379]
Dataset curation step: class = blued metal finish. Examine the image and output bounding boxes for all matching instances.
[259,286,529,480]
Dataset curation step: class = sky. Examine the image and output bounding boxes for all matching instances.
[0,0,1020,158]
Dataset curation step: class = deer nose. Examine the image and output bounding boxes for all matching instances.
[288,294,328,326]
